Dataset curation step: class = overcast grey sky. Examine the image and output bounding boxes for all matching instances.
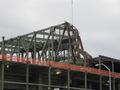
[0,0,120,59]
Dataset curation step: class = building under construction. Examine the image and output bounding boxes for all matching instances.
[0,22,120,90]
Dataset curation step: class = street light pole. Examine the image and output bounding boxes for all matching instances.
[95,63,111,90]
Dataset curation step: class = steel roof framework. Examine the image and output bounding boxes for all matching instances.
[0,22,120,90]
[0,22,92,66]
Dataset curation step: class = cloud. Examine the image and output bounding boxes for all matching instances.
[0,0,120,59]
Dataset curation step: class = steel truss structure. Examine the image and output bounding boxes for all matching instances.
[0,22,92,66]
[0,22,120,90]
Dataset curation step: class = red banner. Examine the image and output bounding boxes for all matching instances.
[0,54,120,78]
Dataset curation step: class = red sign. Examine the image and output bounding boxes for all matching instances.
[0,54,120,78]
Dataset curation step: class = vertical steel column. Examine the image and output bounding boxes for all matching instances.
[85,72,87,89]
[48,67,51,90]
[1,62,4,90]
[68,69,70,90]
[26,50,29,90]
[51,27,54,61]
[26,64,29,90]
[1,36,5,90]
[10,41,13,61]
[67,24,71,90]
[2,36,5,60]
[100,76,102,90]
[49,27,52,90]
[84,54,87,90]
[112,61,115,90]
[109,62,112,90]
[99,58,102,90]
[43,33,45,60]
[48,28,52,90]
[17,37,20,58]
[113,77,116,90]
[34,33,36,60]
